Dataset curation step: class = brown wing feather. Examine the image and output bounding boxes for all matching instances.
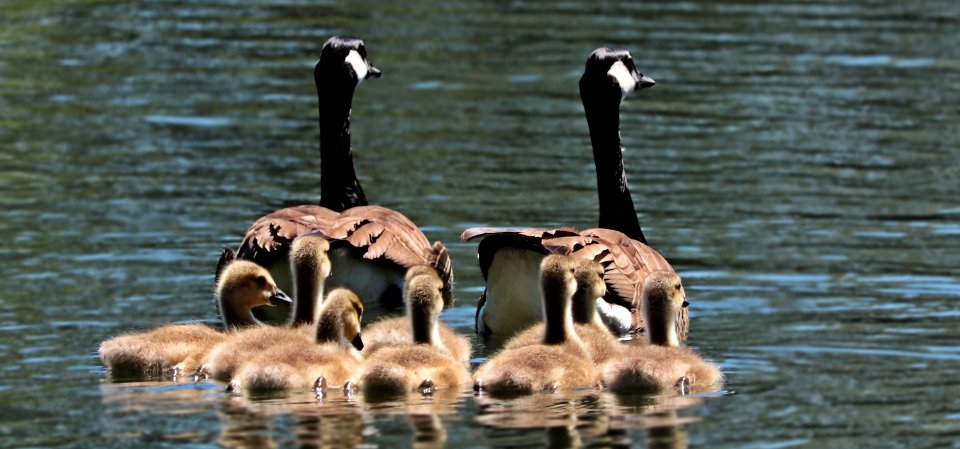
[460,226,687,336]
[327,206,432,266]
[237,205,339,266]
[234,205,453,293]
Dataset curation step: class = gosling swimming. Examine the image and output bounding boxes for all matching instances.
[601,271,723,394]
[357,266,469,396]
[472,255,599,395]
[229,288,365,392]
[360,266,470,366]
[502,260,623,364]
[198,234,335,382]
[98,260,291,378]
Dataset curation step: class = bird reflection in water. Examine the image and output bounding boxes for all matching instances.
[215,390,365,449]
[473,389,704,449]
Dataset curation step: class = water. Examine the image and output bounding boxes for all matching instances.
[2,0,959,447]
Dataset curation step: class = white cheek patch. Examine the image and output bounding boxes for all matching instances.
[345,49,368,82]
[607,60,636,102]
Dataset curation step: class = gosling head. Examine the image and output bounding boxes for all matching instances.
[315,35,382,87]
[317,288,365,350]
[581,47,655,105]
[216,261,292,327]
[572,260,606,325]
[539,255,579,313]
[641,271,688,347]
[290,233,332,283]
[403,265,446,345]
[404,266,445,315]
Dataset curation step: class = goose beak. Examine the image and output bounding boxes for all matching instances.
[366,65,382,79]
[351,334,364,351]
[269,288,293,306]
[637,74,655,89]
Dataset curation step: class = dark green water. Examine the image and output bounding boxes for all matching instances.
[2,1,959,447]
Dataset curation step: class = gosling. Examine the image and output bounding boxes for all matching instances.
[360,266,470,366]
[357,266,469,396]
[198,234,335,382]
[601,271,723,394]
[502,260,623,364]
[98,260,291,378]
[229,288,365,392]
[472,255,599,395]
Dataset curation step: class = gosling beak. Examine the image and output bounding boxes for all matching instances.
[366,65,382,79]
[269,288,293,306]
[351,334,364,351]
[637,74,655,89]
[681,300,689,308]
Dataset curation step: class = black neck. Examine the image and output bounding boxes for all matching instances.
[582,86,646,244]
[316,72,367,212]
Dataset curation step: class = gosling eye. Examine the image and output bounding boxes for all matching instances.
[256,276,267,287]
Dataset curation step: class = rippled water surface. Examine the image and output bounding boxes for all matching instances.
[2,0,959,447]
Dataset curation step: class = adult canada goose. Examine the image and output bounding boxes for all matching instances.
[228,288,365,392]
[462,47,684,339]
[198,234,347,382]
[98,261,291,378]
[356,266,469,396]
[601,271,722,394]
[220,35,453,321]
[502,260,623,364]
[472,255,599,395]
[359,266,471,366]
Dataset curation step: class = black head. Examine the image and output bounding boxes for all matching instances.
[315,35,382,85]
[580,47,655,103]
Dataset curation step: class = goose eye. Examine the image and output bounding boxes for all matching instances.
[256,276,267,287]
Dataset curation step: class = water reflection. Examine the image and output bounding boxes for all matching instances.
[97,378,722,448]
[216,392,366,449]
[473,389,709,448]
